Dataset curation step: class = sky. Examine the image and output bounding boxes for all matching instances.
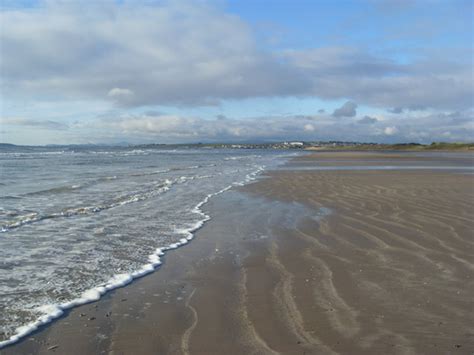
[0,0,473,145]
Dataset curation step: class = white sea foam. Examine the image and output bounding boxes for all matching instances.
[224,154,262,161]
[0,164,267,349]
[1,180,173,233]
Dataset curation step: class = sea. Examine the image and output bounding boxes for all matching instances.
[0,146,293,347]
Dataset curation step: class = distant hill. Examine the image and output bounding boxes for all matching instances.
[424,142,474,150]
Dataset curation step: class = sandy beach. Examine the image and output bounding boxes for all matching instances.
[3,152,473,355]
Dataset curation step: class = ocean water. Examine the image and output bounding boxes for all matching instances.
[0,146,291,347]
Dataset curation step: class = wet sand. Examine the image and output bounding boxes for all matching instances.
[2,152,474,354]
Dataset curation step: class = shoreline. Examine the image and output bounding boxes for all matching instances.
[3,151,473,354]
[0,164,265,350]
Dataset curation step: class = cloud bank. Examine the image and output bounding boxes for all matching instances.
[74,109,472,144]
[2,108,472,144]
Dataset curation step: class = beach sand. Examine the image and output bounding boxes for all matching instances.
[3,152,473,354]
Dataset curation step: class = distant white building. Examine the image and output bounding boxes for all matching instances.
[289,141,304,146]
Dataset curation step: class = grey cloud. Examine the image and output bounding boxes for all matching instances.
[0,1,308,107]
[388,107,403,114]
[144,110,163,116]
[388,105,427,114]
[0,2,472,111]
[406,105,426,111]
[332,101,357,117]
[430,111,474,127]
[357,116,378,124]
[318,109,326,113]
[285,47,473,111]
[447,112,472,125]
[285,47,402,77]
[1,117,68,130]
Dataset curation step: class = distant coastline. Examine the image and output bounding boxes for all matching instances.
[1,141,473,151]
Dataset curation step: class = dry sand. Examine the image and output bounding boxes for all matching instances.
[3,152,473,354]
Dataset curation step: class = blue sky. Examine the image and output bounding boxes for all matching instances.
[0,0,472,145]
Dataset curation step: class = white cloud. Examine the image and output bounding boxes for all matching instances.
[384,126,399,135]
[304,123,315,131]
[107,88,134,102]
